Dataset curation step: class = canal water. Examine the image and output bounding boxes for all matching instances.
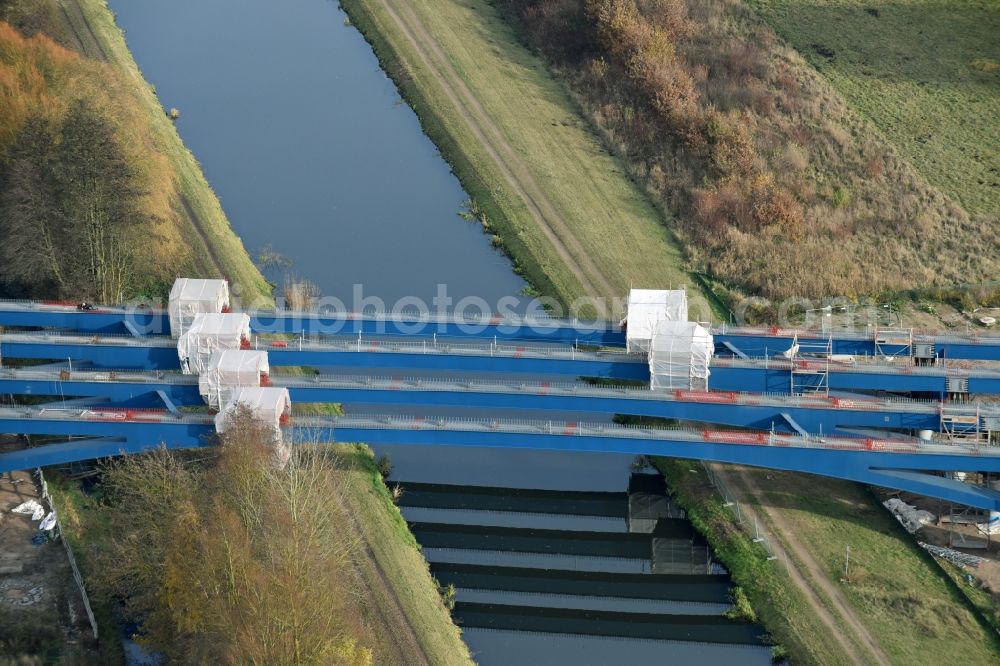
[109,0,770,663]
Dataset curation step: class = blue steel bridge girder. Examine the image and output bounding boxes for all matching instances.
[7,336,1000,398]
[0,307,626,345]
[5,304,1000,362]
[0,374,947,436]
[0,437,128,472]
[296,426,1000,511]
[0,416,999,509]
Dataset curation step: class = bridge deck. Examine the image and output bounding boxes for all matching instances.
[2,299,999,360]
[0,408,998,508]
[4,332,1000,394]
[1,368,992,436]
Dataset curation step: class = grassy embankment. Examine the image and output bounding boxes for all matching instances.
[747,0,998,223]
[341,0,718,319]
[70,0,271,302]
[0,0,269,302]
[495,0,998,304]
[657,459,1000,665]
[343,446,474,666]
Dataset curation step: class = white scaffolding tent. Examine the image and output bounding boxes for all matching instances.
[168,278,230,338]
[198,349,270,410]
[177,312,251,375]
[624,289,689,353]
[215,387,292,466]
[649,320,713,391]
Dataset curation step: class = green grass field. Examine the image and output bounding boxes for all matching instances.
[747,0,999,221]
[739,469,999,664]
[342,0,716,319]
[658,459,1000,665]
[656,459,857,665]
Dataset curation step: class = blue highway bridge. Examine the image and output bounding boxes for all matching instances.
[4,332,1000,396]
[2,368,995,437]
[1,408,999,510]
[2,300,1000,361]
[3,304,1000,510]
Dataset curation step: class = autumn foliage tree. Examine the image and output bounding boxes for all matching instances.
[1,99,149,301]
[98,410,373,665]
[0,20,181,300]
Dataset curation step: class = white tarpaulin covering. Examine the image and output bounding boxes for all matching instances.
[12,500,45,521]
[199,350,270,409]
[215,386,291,434]
[177,312,251,375]
[168,278,230,338]
[649,320,713,391]
[883,498,936,533]
[216,387,292,466]
[625,289,689,353]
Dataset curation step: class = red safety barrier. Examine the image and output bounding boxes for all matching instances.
[702,430,768,445]
[675,390,738,404]
[562,422,578,436]
[270,340,288,348]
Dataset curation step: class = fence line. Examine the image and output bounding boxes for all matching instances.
[699,462,786,568]
[36,469,98,640]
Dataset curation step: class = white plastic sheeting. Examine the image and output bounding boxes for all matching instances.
[215,387,292,466]
[624,289,689,353]
[168,278,230,338]
[883,498,936,533]
[177,312,251,375]
[39,512,57,531]
[198,350,270,410]
[12,499,45,521]
[648,320,713,391]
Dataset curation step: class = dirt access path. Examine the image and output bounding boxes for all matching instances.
[334,475,430,666]
[716,465,893,665]
[376,0,618,313]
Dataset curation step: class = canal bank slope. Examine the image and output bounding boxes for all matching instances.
[657,459,1000,665]
[5,0,271,302]
[341,0,716,319]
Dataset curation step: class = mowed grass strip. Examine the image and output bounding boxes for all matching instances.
[735,468,1000,664]
[656,459,860,665]
[748,0,999,220]
[339,445,474,666]
[345,0,711,317]
[75,0,271,302]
